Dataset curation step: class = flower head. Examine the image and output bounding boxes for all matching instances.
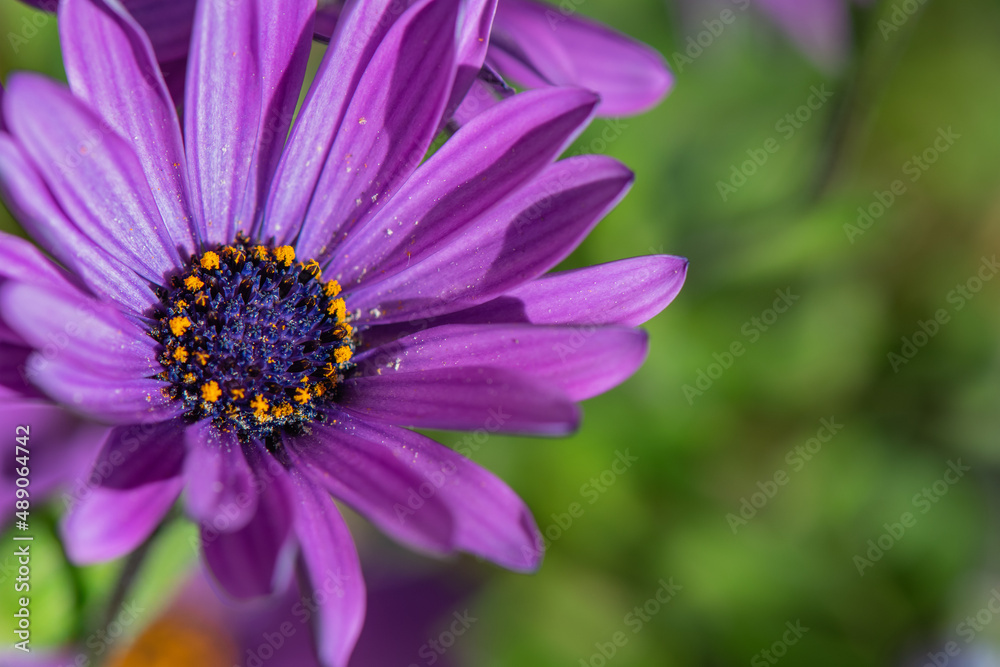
[0,0,686,664]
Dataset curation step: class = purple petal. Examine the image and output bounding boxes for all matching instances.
[123,0,197,67]
[341,366,580,435]
[85,417,186,490]
[18,359,180,425]
[0,345,38,397]
[756,0,850,69]
[1,282,160,378]
[61,0,196,253]
[445,255,689,328]
[355,323,649,401]
[286,415,455,555]
[184,0,314,243]
[444,0,498,119]
[287,472,365,667]
[261,0,410,244]
[346,155,633,323]
[451,77,504,126]
[201,452,295,599]
[0,400,108,517]
[323,414,541,572]
[490,0,673,116]
[0,229,79,294]
[61,476,183,563]
[268,0,461,262]
[329,87,598,289]
[2,74,181,283]
[183,420,258,533]
[0,137,160,314]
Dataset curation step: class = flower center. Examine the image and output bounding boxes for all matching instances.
[152,238,354,439]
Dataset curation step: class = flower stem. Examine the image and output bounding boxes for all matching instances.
[99,532,157,633]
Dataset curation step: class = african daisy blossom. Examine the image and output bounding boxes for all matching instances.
[0,0,685,664]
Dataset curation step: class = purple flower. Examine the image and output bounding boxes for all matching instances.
[18,0,673,116]
[0,0,685,664]
[7,558,483,667]
[482,0,673,116]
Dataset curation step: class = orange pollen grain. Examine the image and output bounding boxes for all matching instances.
[334,346,352,364]
[327,298,346,320]
[324,280,342,297]
[200,251,220,270]
[172,347,189,362]
[250,394,269,417]
[201,381,222,403]
[272,403,294,418]
[274,245,296,266]
[169,316,191,337]
[294,387,311,404]
[184,276,204,291]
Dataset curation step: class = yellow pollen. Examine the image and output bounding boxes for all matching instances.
[172,347,189,362]
[224,246,246,263]
[200,251,220,270]
[322,362,337,378]
[201,381,222,403]
[294,387,311,404]
[313,383,326,397]
[272,403,294,419]
[250,394,269,418]
[334,346,352,364]
[341,323,354,336]
[175,299,188,309]
[195,351,210,366]
[183,373,196,384]
[302,259,321,277]
[230,388,245,400]
[327,298,346,320]
[323,280,342,297]
[274,245,296,266]
[169,316,191,337]
[194,292,209,307]
[184,276,204,291]
[252,246,269,261]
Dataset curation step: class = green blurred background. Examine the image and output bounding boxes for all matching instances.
[2,0,1000,665]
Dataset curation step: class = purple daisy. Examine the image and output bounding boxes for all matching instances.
[18,0,673,117]
[0,0,685,664]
